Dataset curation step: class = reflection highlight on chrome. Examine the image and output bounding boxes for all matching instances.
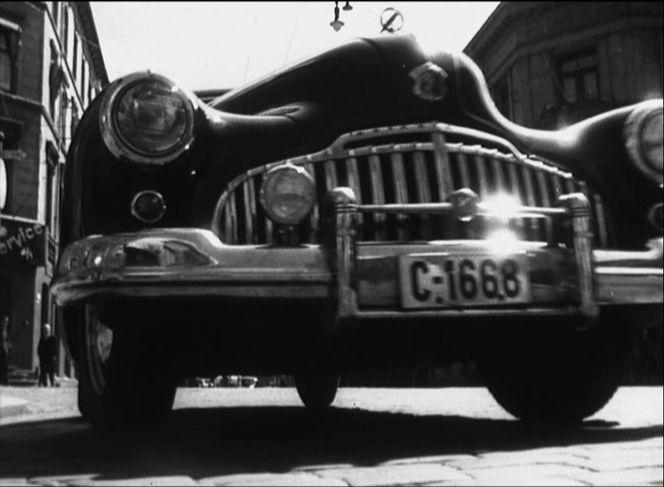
[483,194,521,220]
[486,229,520,256]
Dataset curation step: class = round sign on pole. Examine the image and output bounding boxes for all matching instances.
[380,8,404,33]
[0,157,7,211]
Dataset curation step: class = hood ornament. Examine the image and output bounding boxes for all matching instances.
[409,61,449,101]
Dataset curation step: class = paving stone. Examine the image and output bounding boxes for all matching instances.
[198,473,348,486]
[0,478,35,486]
[578,438,663,452]
[313,463,472,486]
[294,464,356,472]
[67,475,197,487]
[585,447,664,472]
[27,474,97,486]
[378,454,477,467]
[448,450,592,471]
[576,466,664,486]
[467,464,592,486]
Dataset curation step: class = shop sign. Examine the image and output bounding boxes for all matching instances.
[0,217,46,267]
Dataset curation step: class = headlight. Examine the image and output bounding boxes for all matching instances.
[260,164,316,225]
[100,72,195,166]
[624,100,663,183]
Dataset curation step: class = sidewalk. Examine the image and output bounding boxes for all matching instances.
[0,381,79,422]
[0,392,29,419]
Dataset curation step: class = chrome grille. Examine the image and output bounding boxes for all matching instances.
[213,123,612,247]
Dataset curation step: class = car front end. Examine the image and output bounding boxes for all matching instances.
[50,36,663,428]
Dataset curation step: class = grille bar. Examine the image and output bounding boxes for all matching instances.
[213,124,612,248]
[242,178,256,244]
[432,132,453,201]
[391,152,409,240]
[368,154,386,240]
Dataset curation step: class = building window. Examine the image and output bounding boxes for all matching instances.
[72,34,78,80]
[70,96,79,135]
[88,77,93,104]
[557,50,599,103]
[51,1,59,28]
[49,40,64,118]
[61,5,69,56]
[80,61,87,105]
[0,21,21,92]
[45,142,60,234]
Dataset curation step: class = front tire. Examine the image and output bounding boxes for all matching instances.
[479,311,634,422]
[295,371,340,411]
[75,305,177,430]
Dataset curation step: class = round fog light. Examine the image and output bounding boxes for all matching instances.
[131,190,166,223]
[260,164,316,225]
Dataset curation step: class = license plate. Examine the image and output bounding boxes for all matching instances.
[399,254,530,309]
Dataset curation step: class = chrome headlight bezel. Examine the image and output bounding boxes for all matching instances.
[259,163,317,225]
[624,100,663,184]
[99,72,196,166]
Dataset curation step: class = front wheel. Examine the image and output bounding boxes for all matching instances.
[295,370,340,411]
[479,311,635,422]
[74,305,177,430]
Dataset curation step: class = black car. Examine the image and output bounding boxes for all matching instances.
[51,35,663,429]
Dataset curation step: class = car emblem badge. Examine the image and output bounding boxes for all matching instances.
[409,62,449,101]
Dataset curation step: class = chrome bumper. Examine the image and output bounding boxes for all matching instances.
[51,191,663,323]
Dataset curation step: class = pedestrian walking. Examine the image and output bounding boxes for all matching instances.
[0,315,10,385]
[37,323,57,387]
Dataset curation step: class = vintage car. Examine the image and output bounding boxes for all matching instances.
[51,35,663,429]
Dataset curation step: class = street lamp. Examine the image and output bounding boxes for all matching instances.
[330,1,345,31]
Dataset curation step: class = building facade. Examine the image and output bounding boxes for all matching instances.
[0,1,108,378]
[464,2,663,129]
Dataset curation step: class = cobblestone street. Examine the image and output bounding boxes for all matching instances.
[0,386,662,485]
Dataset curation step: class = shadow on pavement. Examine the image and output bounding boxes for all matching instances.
[0,406,661,481]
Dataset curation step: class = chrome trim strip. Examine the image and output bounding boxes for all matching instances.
[432,132,453,200]
[303,163,317,243]
[456,150,471,189]
[413,151,432,239]
[352,308,576,319]
[356,202,567,217]
[594,193,609,248]
[368,154,386,240]
[536,170,551,208]
[473,151,489,198]
[490,151,507,193]
[242,179,256,244]
[558,193,598,319]
[345,157,363,203]
[391,152,409,240]
[324,159,338,191]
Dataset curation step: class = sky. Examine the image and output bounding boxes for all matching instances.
[90,2,499,91]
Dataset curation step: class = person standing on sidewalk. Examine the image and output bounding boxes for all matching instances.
[37,324,57,387]
[0,315,10,385]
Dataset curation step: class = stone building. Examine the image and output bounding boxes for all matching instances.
[0,1,108,380]
[464,1,663,129]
